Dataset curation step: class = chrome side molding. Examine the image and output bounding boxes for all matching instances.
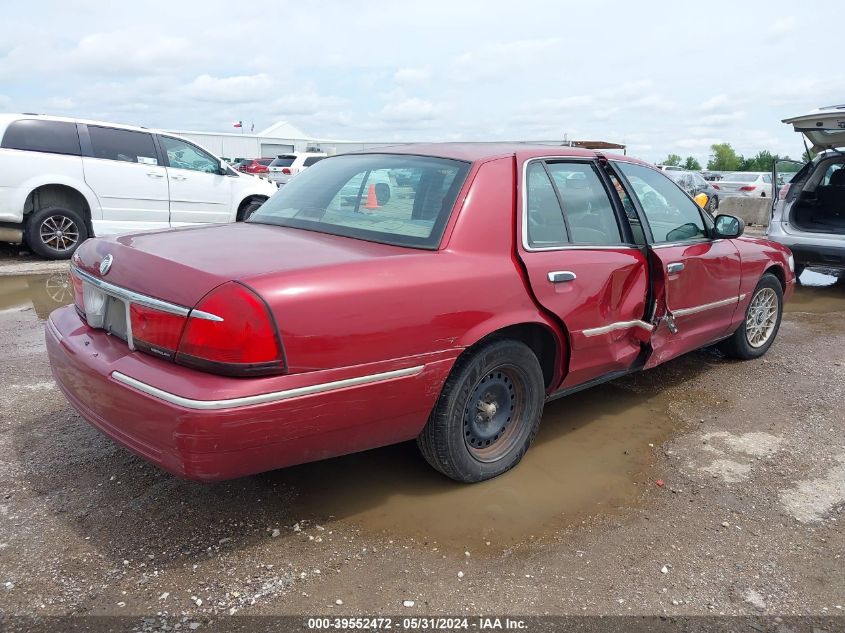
[582,320,654,337]
[111,365,425,411]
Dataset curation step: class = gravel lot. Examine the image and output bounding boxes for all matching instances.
[1,250,843,627]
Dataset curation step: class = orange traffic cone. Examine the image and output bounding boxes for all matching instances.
[363,184,380,209]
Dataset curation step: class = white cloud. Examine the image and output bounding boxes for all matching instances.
[68,30,208,75]
[767,16,796,40]
[697,94,731,112]
[46,96,75,110]
[381,97,445,122]
[0,94,10,109]
[696,111,747,125]
[394,67,430,85]
[271,92,347,116]
[184,74,275,103]
[451,38,561,81]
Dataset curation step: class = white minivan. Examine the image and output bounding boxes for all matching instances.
[0,114,278,258]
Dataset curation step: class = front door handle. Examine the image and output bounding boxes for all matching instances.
[547,270,577,283]
[667,262,685,274]
[146,172,164,178]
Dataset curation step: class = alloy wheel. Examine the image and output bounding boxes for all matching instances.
[745,287,778,348]
[39,214,80,253]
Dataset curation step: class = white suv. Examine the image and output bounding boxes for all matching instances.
[0,114,278,259]
[267,152,327,185]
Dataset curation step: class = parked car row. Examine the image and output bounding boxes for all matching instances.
[0,114,278,258]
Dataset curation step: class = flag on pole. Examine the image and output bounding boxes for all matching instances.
[233,121,242,128]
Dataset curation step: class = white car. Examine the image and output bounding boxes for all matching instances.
[769,104,845,274]
[0,114,278,259]
[267,152,327,186]
[715,172,773,198]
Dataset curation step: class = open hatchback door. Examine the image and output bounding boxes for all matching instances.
[783,105,845,152]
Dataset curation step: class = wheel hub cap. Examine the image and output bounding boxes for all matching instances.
[745,287,778,348]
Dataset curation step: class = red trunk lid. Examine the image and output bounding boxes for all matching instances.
[74,223,413,308]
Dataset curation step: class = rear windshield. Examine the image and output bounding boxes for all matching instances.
[270,156,295,167]
[249,153,471,249]
[257,158,273,165]
[723,173,758,182]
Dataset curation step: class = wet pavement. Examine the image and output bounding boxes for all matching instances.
[1,264,844,619]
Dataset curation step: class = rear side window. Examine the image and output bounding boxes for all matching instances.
[250,154,470,249]
[546,162,622,245]
[525,162,567,248]
[617,162,706,243]
[270,156,295,167]
[1,119,80,155]
[303,156,324,167]
[88,126,158,164]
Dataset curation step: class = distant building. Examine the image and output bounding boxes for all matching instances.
[167,121,625,161]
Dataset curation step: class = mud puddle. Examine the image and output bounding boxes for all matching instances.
[265,383,677,547]
[788,268,845,314]
[0,272,72,319]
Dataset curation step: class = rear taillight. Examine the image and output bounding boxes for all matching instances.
[281,167,291,175]
[176,282,284,376]
[739,185,756,191]
[130,304,187,360]
[71,273,85,312]
[778,184,791,199]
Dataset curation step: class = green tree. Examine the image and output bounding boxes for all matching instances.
[683,156,702,171]
[707,143,742,171]
[740,150,777,172]
[662,153,682,167]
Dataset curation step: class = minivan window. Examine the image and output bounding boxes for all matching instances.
[159,136,219,173]
[303,156,324,167]
[1,119,80,155]
[249,154,470,249]
[88,126,158,164]
[616,162,706,243]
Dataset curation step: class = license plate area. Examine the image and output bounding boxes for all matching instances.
[82,282,132,346]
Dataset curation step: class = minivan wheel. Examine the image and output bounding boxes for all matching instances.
[25,206,88,260]
[417,339,545,482]
[718,273,783,360]
[238,198,264,221]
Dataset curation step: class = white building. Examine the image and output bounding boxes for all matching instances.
[167,121,399,161]
[167,121,623,161]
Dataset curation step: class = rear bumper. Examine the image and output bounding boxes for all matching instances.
[46,305,453,481]
[766,227,845,268]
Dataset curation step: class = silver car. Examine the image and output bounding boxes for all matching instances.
[768,104,845,275]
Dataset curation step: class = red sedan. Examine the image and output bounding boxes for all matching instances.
[238,158,274,174]
[47,144,795,483]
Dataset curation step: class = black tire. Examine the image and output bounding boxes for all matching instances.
[25,206,88,260]
[238,198,265,221]
[705,195,717,214]
[417,339,545,482]
[718,273,783,360]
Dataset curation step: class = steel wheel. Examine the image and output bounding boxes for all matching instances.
[463,365,526,462]
[39,214,80,252]
[745,287,778,348]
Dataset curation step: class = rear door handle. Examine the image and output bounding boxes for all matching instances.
[667,262,685,274]
[146,172,164,178]
[547,271,577,283]
[171,174,187,181]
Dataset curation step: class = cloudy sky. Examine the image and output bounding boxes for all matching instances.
[1,0,841,164]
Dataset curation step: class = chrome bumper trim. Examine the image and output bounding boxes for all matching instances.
[111,365,425,411]
[582,320,654,337]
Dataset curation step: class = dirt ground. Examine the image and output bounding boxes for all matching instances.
[0,251,843,627]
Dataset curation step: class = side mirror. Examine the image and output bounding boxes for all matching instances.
[713,214,744,239]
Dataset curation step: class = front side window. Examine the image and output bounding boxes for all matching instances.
[1,119,80,155]
[616,162,706,243]
[249,154,470,249]
[525,162,567,248]
[546,162,621,245]
[159,136,219,173]
[88,126,158,164]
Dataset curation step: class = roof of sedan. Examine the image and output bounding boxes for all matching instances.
[355,142,634,163]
